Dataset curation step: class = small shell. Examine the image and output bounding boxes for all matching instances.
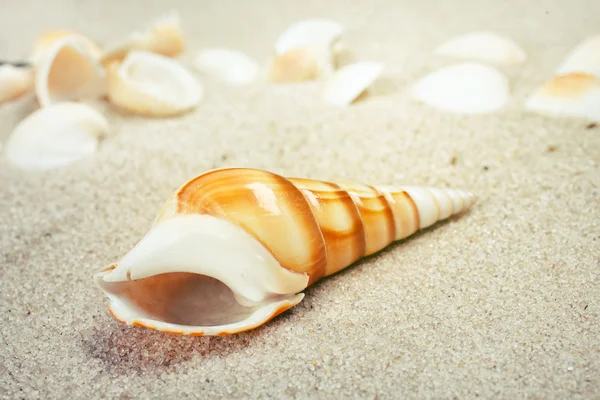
[412,62,509,114]
[94,168,476,336]
[193,48,259,85]
[322,61,384,106]
[525,72,600,121]
[265,47,323,83]
[555,35,600,78]
[0,64,34,103]
[4,102,109,170]
[107,51,202,117]
[34,36,106,107]
[30,29,104,64]
[274,18,343,55]
[435,31,526,65]
[101,10,184,65]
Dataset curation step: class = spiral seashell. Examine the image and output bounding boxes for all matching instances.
[94,168,476,336]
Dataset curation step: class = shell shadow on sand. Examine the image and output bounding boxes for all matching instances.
[79,308,300,376]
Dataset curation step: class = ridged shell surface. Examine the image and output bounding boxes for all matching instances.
[156,168,475,285]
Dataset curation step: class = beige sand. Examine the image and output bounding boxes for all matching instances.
[1,0,599,398]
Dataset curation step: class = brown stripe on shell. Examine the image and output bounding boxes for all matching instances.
[334,182,397,256]
[375,187,421,241]
[174,168,328,283]
[288,177,366,277]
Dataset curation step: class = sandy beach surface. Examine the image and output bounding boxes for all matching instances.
[1,0,599,398]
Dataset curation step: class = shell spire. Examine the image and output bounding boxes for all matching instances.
[94,168,476,336]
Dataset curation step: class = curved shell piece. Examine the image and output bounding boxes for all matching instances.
[412,62,509,114]
[274,18,343,55]
[106,51,202,117]
[555,35,600,78]
[0,64,34,103]
[101,10,184,65]
[435,31,526,65]
[266,47,323,82]
[4,102,109,170]
[94,168,476,336]
[193,48,259,85]
[34,36,106,107]
[30,29,104,64]
[322,61,384,105]
[525,72,600,121]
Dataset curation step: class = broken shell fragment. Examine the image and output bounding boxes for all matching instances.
[193,48,259,85]
[0,64,34,104]
[265,47,323,82]
[94,167,476,336]
[274,18,343,55]
[30,29,104,64]
[412,62,509,114]
[35,36,106,107]
[101,10,184,65]
[4,102,109,170]
[435,31,526,65]
[525,72,600,121]
[107,51,202,117]
[555,35,600,78]
[322,61,383,106]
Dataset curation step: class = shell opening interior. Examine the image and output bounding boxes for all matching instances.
[99,272,287,326]
[94,213,309,333]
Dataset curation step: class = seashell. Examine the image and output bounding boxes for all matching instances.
[0,63,34,104]
[106,51,202,117]
[94,168,476,336]
[555,35,600,78]
[35,36,106,107]
[412,62,509,114]
[265,47,324,83]
[4,102,109,170]
[101,10,184,66]
[322,61,384,106]
[525,72,600,121]
[30,29,104,64]
[193,48,259,85]
[434,31,526,65]
[274,18,343,55]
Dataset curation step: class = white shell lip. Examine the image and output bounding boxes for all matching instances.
[275,18,343,55]
[34,36,106,107]
[94,213,309,336]
[412,62,509,114]
[525,72,600,121]
[322,61,384,106]
[0,64,34,103]
[4,102,109,170]
[555,35,600,78]
[435,31,526,65]
[107,50,202,117]
[193,48,259,85]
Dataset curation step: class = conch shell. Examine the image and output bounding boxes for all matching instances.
[94,168,476,336]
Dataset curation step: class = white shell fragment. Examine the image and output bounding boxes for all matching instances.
[322,61,384,106]
[525,73,600,121]
[555,35,600,78]
[35,36,106,107]
[4,102,109,170]
[412,62,509,114]
[193,48,259,85]
[0,64,34,104]
[435,31,526,65]
[101,10,185,65]
[275,18,343,55]
[107,51,202,117]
